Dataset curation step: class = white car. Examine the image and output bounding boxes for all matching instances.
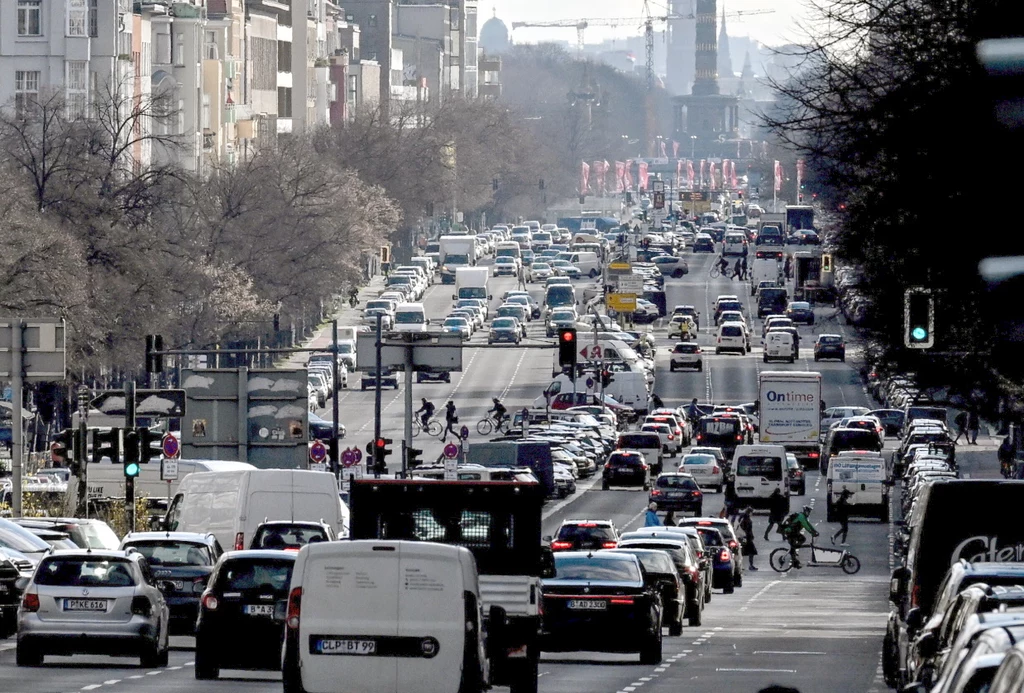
[820,406,871,436]
[492,256,519,277]
[442,316,472,338]
[678,452,725,492]
[528,262,554,282]
[667,315,696,340]
[641,422,682,456]
[669,342,703,371]
[715,322,748,354]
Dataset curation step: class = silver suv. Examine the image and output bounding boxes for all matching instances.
[17,549,170,667]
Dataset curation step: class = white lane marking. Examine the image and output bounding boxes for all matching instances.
[753,650,826,655]
[81,686,103,691]
[169,666,183,670]
[446,348,481,399]
[540,476,601,520]
[717,668,797,673]
[620,506,649,533]
[103,680,121,685]
[498,349,528,400]
[128,675,145,679]
[145,671,161,676]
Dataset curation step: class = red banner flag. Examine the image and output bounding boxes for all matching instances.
[730,160,738,188]
[672,140,680,158]
[592,160,604,195]
[699,159,707,188]
[581,161,590,194]
[774,160,783,193]
[624,160,634,190]
[676,159,683,187]
[638,161,650,191]
[709,162,718,190]
[615,161,626,192]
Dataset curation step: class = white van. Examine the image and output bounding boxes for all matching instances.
[541,371,650,413]
[826,451,889,521]
[79,459,256,505]
[715,323,748,355]
[393,302,427,333]
[166,469,349,551]
[733,444,789,509]
[763,331,796,363]
[723,232,748,256]
[616,431,665,475]
[562,251,601,278]
[283,541,488,693]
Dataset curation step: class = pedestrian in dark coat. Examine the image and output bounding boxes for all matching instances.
[830,489,854,545]
[739,507,758,570]
[764,487,788,540]
[967,408,981,445]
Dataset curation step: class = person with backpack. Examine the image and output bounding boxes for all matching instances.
[781,505,819,569]
[763,487,788,540]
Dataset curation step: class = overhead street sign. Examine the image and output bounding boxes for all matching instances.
[607,293,638,312]
[607,262,632,276]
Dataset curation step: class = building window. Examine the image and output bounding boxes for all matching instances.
[89,0,99,37]
[18,0,43,36]
[68,0,87,37]
[66,61,89,118]
[15,70,40,114]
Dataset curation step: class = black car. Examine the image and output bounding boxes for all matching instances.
[120,531,223,635]
[541,552,663,663]
[550,520,619,552]
[606,548,685,636]
[248,521,335,550]
[602,450,650,490]
[361,369,399,390]
[195,550,297,679]
[814,334,846,362]
[785,301,815,325]
[757,288,789,318]
[691,526,736,593]
[617,535,706,626]
[678,518,744,586]
[869,408,906,436]
[0,551,27,638]
[649,473,703,515]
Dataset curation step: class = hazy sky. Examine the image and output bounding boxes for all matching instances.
[485,0,810,49]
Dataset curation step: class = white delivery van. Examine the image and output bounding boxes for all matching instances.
[283,541,488,693]
[763,331,796,363]
[80,459,256,505]
[541,371,649,414]
[826,451,889,521]
[165,469,349,551]
[732,444,789,510]
[722,232,748,256]
[616,431,665,476]
[562,251,601,278]
[393,303,427,333]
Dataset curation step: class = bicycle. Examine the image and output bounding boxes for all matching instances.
[413,416,442,437]
[709,264,723,278]
[477,414,508,436]
[769,539,861,574]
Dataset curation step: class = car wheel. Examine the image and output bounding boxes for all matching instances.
[688,603,703,627]
[673,269,684,279]
[763,355,768,362]
[669,364,676,372]
[813,356,819,362]
[696,505,703,515]
[589,269,599,278]
[669,620,683,637]
[724,577,735,594]
[601,479,610,490]
[16,645,42,667]
[639,627,663,664]
[194,644,220,680]
[697,362,703,371]
[141,641,168,668]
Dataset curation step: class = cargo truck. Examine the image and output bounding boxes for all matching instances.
[453,266,491,304]
[350,479,552,693]
[785,204,815,234]
[439,235,477,284]
[758,371,822,468]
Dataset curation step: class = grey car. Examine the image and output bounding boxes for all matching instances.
[17,549,170,667]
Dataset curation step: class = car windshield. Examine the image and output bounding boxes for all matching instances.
[218,558,294,592]
[656,475,698,490]
[444,318,467,327]
[818,336,843,344]
[556,525,616,542]
[395,312,424,324]
[551,310,575,320]
[791,302,810,310]
[336,344,353,354]
[722,326,743,336]
[673,344,698,353]
[683,455,716,465]
[616,550,675,575]
[35,558,136,587]
[493,318,517,329]
[0,521,52,554]
[532,262,550,269]
[696,528,724,546]
[252,525,329,550]
[123,540,213,567]
[552,556,640,582]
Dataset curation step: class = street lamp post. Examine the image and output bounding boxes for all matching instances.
[690,135,697,160]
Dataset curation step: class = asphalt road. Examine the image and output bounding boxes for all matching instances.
[0,248,1002,693]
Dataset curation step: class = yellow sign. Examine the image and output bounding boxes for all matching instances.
[607,293,637,312]
[608,262,632,275]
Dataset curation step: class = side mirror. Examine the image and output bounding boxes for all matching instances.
[906,607,925,634]
[890,567,910,606]
[452,294,457,300]
[539,545,557,579]
[915,631,938,659]
[542,535,553,543]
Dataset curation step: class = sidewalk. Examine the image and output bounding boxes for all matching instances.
[278,275,388,369]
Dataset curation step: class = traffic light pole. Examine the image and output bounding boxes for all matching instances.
[10,324,23,518]
[373,313,383,476]
[125,381,136,532]
[403,333,414,478]
[77,389,90,518]
[331,319,340,478]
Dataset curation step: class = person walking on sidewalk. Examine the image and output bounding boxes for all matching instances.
[831,489,854,546]
[739,506,758,571]
[764,487,788,540]
[954,410,969,443]
[967,408,981,445]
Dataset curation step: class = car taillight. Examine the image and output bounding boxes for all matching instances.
[668,434,674,440]
[736,435,743,441]
[712,465,720,474]
[602,542,618,549]
[686,567,700,580]
[610,597,635,605]
[286,587,302,629]
[201,594,219,611]
[717,338,722,343]
[728,540,739,550]
[693,490,702,496]
[131,596,153,617]
[696,550,704,559]
[21,593,39,612]
[650,489,663,496]
[234,532,245,551]
[794,469,803,477]
[641,464,649,470]
[719,549,731,562]
[604,462,611,468]
[551,541,573,550]
[696,434,703,441]
[809,451,820,458]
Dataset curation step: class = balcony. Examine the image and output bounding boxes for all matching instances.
[479,81,502,98]
[479,56,501,73]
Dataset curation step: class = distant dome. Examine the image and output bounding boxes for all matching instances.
[480,14,510,54]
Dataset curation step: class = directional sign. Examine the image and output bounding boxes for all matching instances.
[443,442,459,459]
[161,432,180,459]
[608,262,632,276]
[616,275,644,293]
[460,425,470,441]
[309,440,328,464]
[607,293,638,312]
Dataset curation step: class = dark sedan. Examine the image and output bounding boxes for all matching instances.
[649,473,703,515]
[602,450,650,490]
[541,552,663,663]
[868,408,906,436]
[195,550,296,679]
[618,534,706,626]
[488,317,522,344]
[786,301,815,325]
[814,334,846,362]
[690,526,736,593]
[605,548,685,636]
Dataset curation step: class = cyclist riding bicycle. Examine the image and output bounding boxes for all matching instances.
[716,254,730,276]
[780,505,819,569]
[416,397,435,430]
[488,398,508,430]
[686,398,700,425]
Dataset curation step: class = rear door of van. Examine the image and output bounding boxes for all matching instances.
[397,543,466,693]
[301,542,400,692]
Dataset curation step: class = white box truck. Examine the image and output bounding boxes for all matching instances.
[758,371,822,468]
[453,267,491,304]
[439,235,477,284]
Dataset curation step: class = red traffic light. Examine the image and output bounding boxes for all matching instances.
[375,438,385,448]
[561,331,574,342]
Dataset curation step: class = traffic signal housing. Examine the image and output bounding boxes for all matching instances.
[904,288,935,349]
[601,369,614,388]
[558,328,578,372]
[145,334,164,373]
[52,428,75,464]
[139,427,161,464]
[122,429,141,478]
[407,447,423,470]
[374,437,393,475]
[91,428,121,464]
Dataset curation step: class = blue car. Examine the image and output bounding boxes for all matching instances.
[691,526,736,593]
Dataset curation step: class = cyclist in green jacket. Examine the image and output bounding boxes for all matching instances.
[781,505,819,569]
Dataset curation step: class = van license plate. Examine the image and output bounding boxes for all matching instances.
[243,604,275,616]
[315,638,377,655]
[568,599,606,610]
[64,599,107,611]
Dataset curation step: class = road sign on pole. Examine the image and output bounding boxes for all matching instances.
[443,443,459,459]
[309,440,328,464]
[460,425,470,441]
[160,458,179,481]
[161,433,180,459]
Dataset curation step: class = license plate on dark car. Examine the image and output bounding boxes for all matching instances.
[568,599,607,610]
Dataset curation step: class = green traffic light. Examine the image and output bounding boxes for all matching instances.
[125,463,140,477]
[911,327,928,341]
